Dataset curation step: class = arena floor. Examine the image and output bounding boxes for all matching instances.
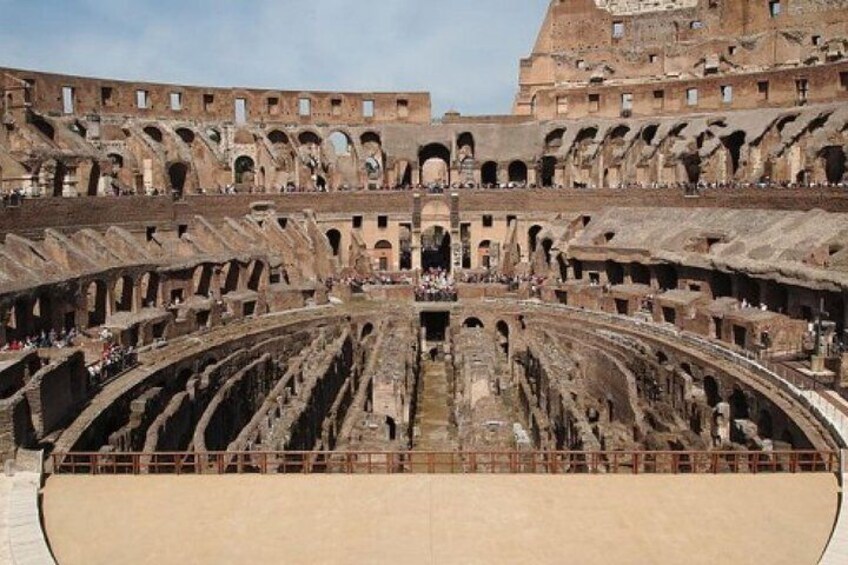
[43,474,838,565]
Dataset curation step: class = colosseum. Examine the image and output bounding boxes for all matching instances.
[1,0,848,563]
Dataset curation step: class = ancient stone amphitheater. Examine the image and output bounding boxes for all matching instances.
[2,1,848,564]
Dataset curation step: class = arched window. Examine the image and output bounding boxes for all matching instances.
[508,161,528,184]
[234,156,255,184]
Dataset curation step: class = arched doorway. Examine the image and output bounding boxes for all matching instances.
[508,161,528,185]
[373,240,393,271]
[247,261,265,292]
[419,143,451,186]
[821,146,846,183]
[704,376,720,408]
[528,225,543,254]
[540,156,557,187]
[113,275,134,313]
[87,162,100,196]
[395,160,412,188]
[481,161,498,186]
[168,162,188,197]
[140,272,160,308]
[325,229,342,257]
[52,162,66,197]
[721,131,746,177]
[234,156,255,185]
[478,240,492,269]
[421,226,452,272]
[496,320,510,357]
[86,280,107,328]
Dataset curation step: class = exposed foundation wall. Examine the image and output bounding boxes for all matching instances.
[0,350,87,457]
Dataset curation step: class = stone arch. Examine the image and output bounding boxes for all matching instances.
[395,160,412,187]
[609,125,630,141]
[721,131,747,176]
[541,238,554,264]
[221,261,241,294]
[31,114,55,140]
[481,161,498,186]
[730,388,750,420]
[545,128,566,152]
[113,275,135,313]
[140,272,160,308]
[575,126,598,145]
[233,156,255,185]
[247,261,265,292]
[175,127,195,144]
[641,124,659,145]
[328,131,353,157]
[703,375,721,408]
[86,161,101,196]
[297,130,322,147]
[373,240,393,271]
[143,126,163,143]
[268,130,290,145]
[420,225,451,272]
[360,131,381,146]
[86,280,107,328]
[820,146,846,183]
[528,225,544,254]
[107,153,124,173]
[496,320,510,357]
[540,156,557,187]
[457,132,475,156]
[630,263,650,285]
[168,162,189,196]
[419,143,451,185]
[654,264,678,291]
[192,265,213,297]
[325,229,342,257]
[462,317,484,329]
[478,240,492,268]
[52,161,66,197]
[508,161,528,184]
[457,133,475,181]
[682,154,702,183]
[606,260,624,285]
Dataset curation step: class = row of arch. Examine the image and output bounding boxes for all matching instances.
[2,259,268,345]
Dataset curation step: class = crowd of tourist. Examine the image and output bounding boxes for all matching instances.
[87,341,138,386]
[415,268,457,302]
[4,178,847,205]
[458,271,547,291]
[0,327,79,353]
[326,273,414,292]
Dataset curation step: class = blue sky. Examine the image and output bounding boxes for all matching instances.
[0,0,550,116]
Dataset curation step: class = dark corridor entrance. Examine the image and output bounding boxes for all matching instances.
[421,227,452,272]
[420,311,450,342]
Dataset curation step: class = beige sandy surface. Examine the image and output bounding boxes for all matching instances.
[43,474,838,565]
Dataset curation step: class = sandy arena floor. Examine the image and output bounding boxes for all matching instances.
[43,474,838,565]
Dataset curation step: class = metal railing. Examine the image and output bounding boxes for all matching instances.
[50,450,837,476]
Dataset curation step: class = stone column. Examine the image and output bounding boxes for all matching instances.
[143,158,154,195]
[411,230,422,271]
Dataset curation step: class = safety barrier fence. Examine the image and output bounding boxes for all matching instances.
[49,450,838,476]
